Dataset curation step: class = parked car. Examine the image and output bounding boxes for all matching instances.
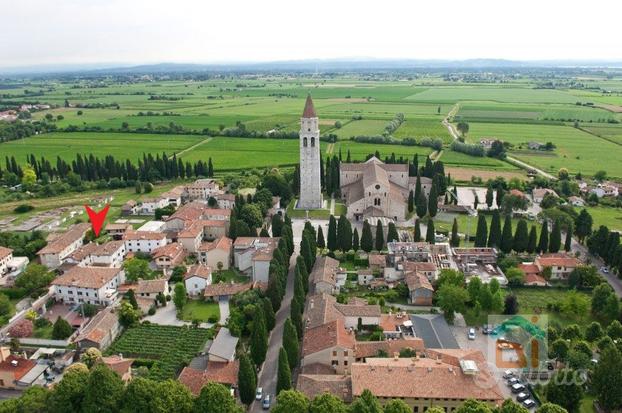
[601,267,609,274]
[511,383,526,394]
[516,392,530,402]
[468,328,476,340]
[507,377,519,386]
[262,395,271,410]
[256,387,263,401]
[482,325,493,335]
[523,399,536,409]
[503,370,515,379]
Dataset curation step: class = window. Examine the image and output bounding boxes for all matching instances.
[311,137,315,147]
[343,360,348,366]
[332,351,337,356]
[375,184,380,189]
[344,350,348,356]
[303,137,308,147]
[331,360,338,366]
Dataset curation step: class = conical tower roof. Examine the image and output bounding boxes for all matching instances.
[302,94,317,118]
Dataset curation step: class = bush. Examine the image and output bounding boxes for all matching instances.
[148,307,156,316]
[13,204,34,213]
[208,315,219,323]
[34,317,51,329]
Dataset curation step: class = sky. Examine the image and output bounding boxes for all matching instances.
[1,0,621,69]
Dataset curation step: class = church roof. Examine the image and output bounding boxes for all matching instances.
[302,94,317,118]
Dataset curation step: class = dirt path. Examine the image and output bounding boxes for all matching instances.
[175,137,212,157]
[505,155,556,180]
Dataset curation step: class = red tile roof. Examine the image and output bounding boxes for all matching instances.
[185,264,212,280]
[178,361,239,395]
[52,266,121,289]
[536,253,580,268]
[0,246,13,260]
[0,356,36,381]
[302,319,355,356]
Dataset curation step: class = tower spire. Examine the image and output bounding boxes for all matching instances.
[302,94,317,118]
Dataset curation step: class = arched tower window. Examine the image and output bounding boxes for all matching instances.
[311,137,315,147]
[303,137,308,147]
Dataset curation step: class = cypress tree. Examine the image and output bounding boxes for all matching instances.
[416,192,428,218]
[250,310,268,366]
[549,219,562,253]
[488,210,502,248]
[408,190,414,213]
[282,318,299,371]
[500,215,514,254]
[387,222,399,243]
[538,222,549,253]
[474,215,488,247]
[294,268,305,312]
[316,226,325,249]
[485,186,494,209]
[300,236,313,275]
[276,347,291,394]
[473,194,479,211]
[290,297,303,338]
[496,187,505,208]
[327,215,337,251]
[450,218,460,247]
[426,218,436,244]
[375,221,385,251]
[514,219,529,253]
[414,173,422,200]
[361,220,373,252]
[238,353,256,406]
[352,228,360,251]
[337,215,352,252]
[262,297,276,332]
[527,225,538,254]
[414,219,422,242]
[565,223,573,252]
[428,182,438,217]
[127,289,138,310]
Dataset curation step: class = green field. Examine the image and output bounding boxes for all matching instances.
[577,206,622,232]
[180,300,220,322]
[407,87,581,104]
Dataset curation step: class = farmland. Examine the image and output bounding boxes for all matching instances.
[105,323,213,381]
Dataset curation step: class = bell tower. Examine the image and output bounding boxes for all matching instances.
[297,94,323,209]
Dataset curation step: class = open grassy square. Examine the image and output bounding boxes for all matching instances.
[180,300,221,322]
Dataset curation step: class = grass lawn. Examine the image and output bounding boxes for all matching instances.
[213,269,249,284]
[180,300,220,322]
[579,395,596,413]
[286,198,331,219]
[577,205,622,232]
[32,323,54,339]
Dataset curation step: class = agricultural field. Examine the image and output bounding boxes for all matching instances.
[465,123,622,177]
[581,123,622,145]
[105,323,213,381]
[577,206,622,232]
[407,87,581,104]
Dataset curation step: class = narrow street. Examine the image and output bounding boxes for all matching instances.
[249,251,297,412]
[569,233,622,297]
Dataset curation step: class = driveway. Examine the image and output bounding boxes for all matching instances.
[218,298,230,324]
[144,303,213,328]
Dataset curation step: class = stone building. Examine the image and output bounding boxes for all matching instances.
[297,95,323,210]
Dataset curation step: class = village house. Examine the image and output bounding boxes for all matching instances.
[339,157,432,221]
[184,179,220,201]
[152,242,186,271]
[534,253,581,280]
[74,307,121,351]
[198,236,232,270]
[135,278,169,300]
[0,247,13,276]
[89,241,126,267]
[367,253,387,272]
[590,183,619,198]
[357,269,375,286]
[310,256,341,294]
[123,231,167,254]
[203,281,256,302]
[297,374,352,402]
[136,220,166,233]
[51,266,125,306]
[178,222,204,253]
[65,243,99,267]
[37,223,90,268]
[104,223,133,240]
[214,193,236,209]
[405,272,434,306]
[0,348,38,390]
[349,349,503,411]
[334,303,381,329]
[184,264,213,296]
[568,196,585,207]
[178,360,240,396]
[138,197,169,215]
[532,188,558,203]
[301,319,356,375]
[160,186,184,207]
[403,261,439,282]
[100,355,134,382]
[233,237,279,283]
[208,327,238,363]
[121,200,138,216]
[517,263,547,286]
[165,202,207,231]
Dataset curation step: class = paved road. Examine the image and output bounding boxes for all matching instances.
[250,252,297,412]
[569,233,622,297]
[506,155,556,180]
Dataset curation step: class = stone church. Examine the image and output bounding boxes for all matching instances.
[297,95,323,209]
[340,157,432,221]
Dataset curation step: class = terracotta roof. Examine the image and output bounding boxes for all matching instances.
[304,293,341,329]
[302,94,317,118]
[311,256,340,287]
[37,223,90,255]
[178,361,240,395]
[405,272,434,292]
[185,264,212,280]
[68,242,98,262]
[0,356,36,381]
[233,237,277,248]
[510,189,525,198]
[75,307,118,345]
[203,282,253,298]
[302,319,355,357]
[518,263,539,275]
[152,242,185,259]
[167,202,206,222]
[101,355,133,376]
[525,272,547,285]
[135,279,168,294]
[536,253,580,268]
[368,253,386,267]
[351,352,503,402]
[203,209,231,218]
[533,188,558,198]
[334,303,381,318]
[297,374,352,402]
[52,266,121,289]
[354,338,425,358]
[178,222,204,239]
[199,236,232,252]
[403,261,437,273]
[0,246,13,259]
[104,223,132,231]
[91,241,125,257]
[123,231,166,241]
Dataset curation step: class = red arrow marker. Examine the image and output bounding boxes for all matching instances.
[84,204,110,237]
